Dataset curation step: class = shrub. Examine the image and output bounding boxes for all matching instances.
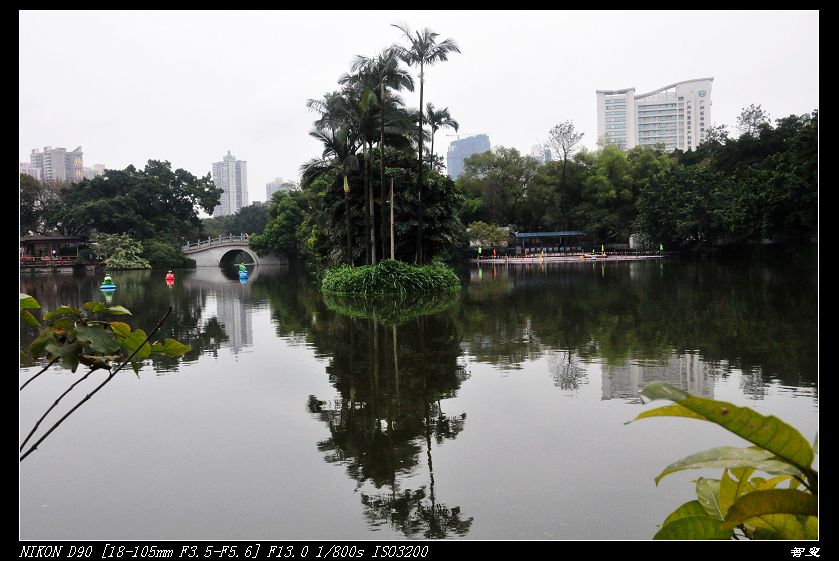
[321,259,460,297]
[143,240,195,269]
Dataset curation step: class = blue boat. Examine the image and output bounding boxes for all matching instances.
[100,274,117,290]
[238,270,249,280]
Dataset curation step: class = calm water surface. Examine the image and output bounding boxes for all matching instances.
[19,254,818,539]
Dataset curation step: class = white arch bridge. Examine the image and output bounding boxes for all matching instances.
[181,234,288,267]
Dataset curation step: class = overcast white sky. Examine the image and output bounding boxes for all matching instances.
[20,10,818,203]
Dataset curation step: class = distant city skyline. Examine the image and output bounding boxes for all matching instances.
[29,145,84,183]
[19,11,819,202]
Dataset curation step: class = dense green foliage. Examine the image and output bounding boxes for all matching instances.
[202,203,270,238]
[20,175,64,236]
[321,259,460,297]
[632,382,817,540]
[460,111,817,248]
[298,23,461,267]
[142,239,195,269]
[300,144,466,267]
[20,160,222,268]
[249,192,305,258]
[47,160,221,240]
[467,221,509,247]
[96,233,151,270]
[637,112,818,246]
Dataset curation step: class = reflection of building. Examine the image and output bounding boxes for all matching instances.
[212,150,248,217]
[601,352,715,402]
[215,288,253,355]
[446,134,491,179]
[596,78,713,151]
[30,145,85,182]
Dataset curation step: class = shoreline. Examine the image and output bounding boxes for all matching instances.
[470,254,668,264]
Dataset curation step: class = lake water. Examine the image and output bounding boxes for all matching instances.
[19,253,818,540]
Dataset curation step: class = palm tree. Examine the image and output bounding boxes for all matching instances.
[300,126,360,265]
[425,103,459,171]
[392,23,460,263]
[345,49,415,260]
[342,83,380,265]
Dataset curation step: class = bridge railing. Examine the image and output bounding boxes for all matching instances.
[182,233,250,252]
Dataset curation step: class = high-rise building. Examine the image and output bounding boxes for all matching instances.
[266,177,298,200]
[19,162,42,181]
[29,146,85,182]
[596,78,713,152]
[83,164,107,180]
[212,150,248,217]
[446,134,491,179]
[530,144,551,164]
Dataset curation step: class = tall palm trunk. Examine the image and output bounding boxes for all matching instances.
[343,175,352,265]
[362,143,370,264]
[390,177,395,260]
[415,64,425,264]
[379,82,388,260]
[368,140,377,265]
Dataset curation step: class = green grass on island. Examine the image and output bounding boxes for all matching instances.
[321,259,461,297]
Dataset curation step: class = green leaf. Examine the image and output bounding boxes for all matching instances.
[43,306,83,321]
[44,341,82,372]
[21,309,41,327]
[661,500,708,527]
[110,322,132,336]
[722,490,818,530]
[83,302,106,313]
[105,305,132,315]
[79,355,112,372]
[29,328,57,359]
[51,317,76,330]
[654,446,800,485]
[150,338,191,357]
[720,468,756,517]
[116,328,150,361]
[757,476,794,490]
[803,515,818,539]
[696,478,724,520]
[75,324,121,354]
[654,516,733,540]
[749,514,810,539]
[631,403,707,423]
[20,293,40,310]
[639,382,814,470]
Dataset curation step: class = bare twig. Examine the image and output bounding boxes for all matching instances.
[19,356,60,391]
[20,307,173,462]
[19,367,102,452]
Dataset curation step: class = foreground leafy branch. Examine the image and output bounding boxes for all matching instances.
[628,382,818,540]
[19,294,190,462]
